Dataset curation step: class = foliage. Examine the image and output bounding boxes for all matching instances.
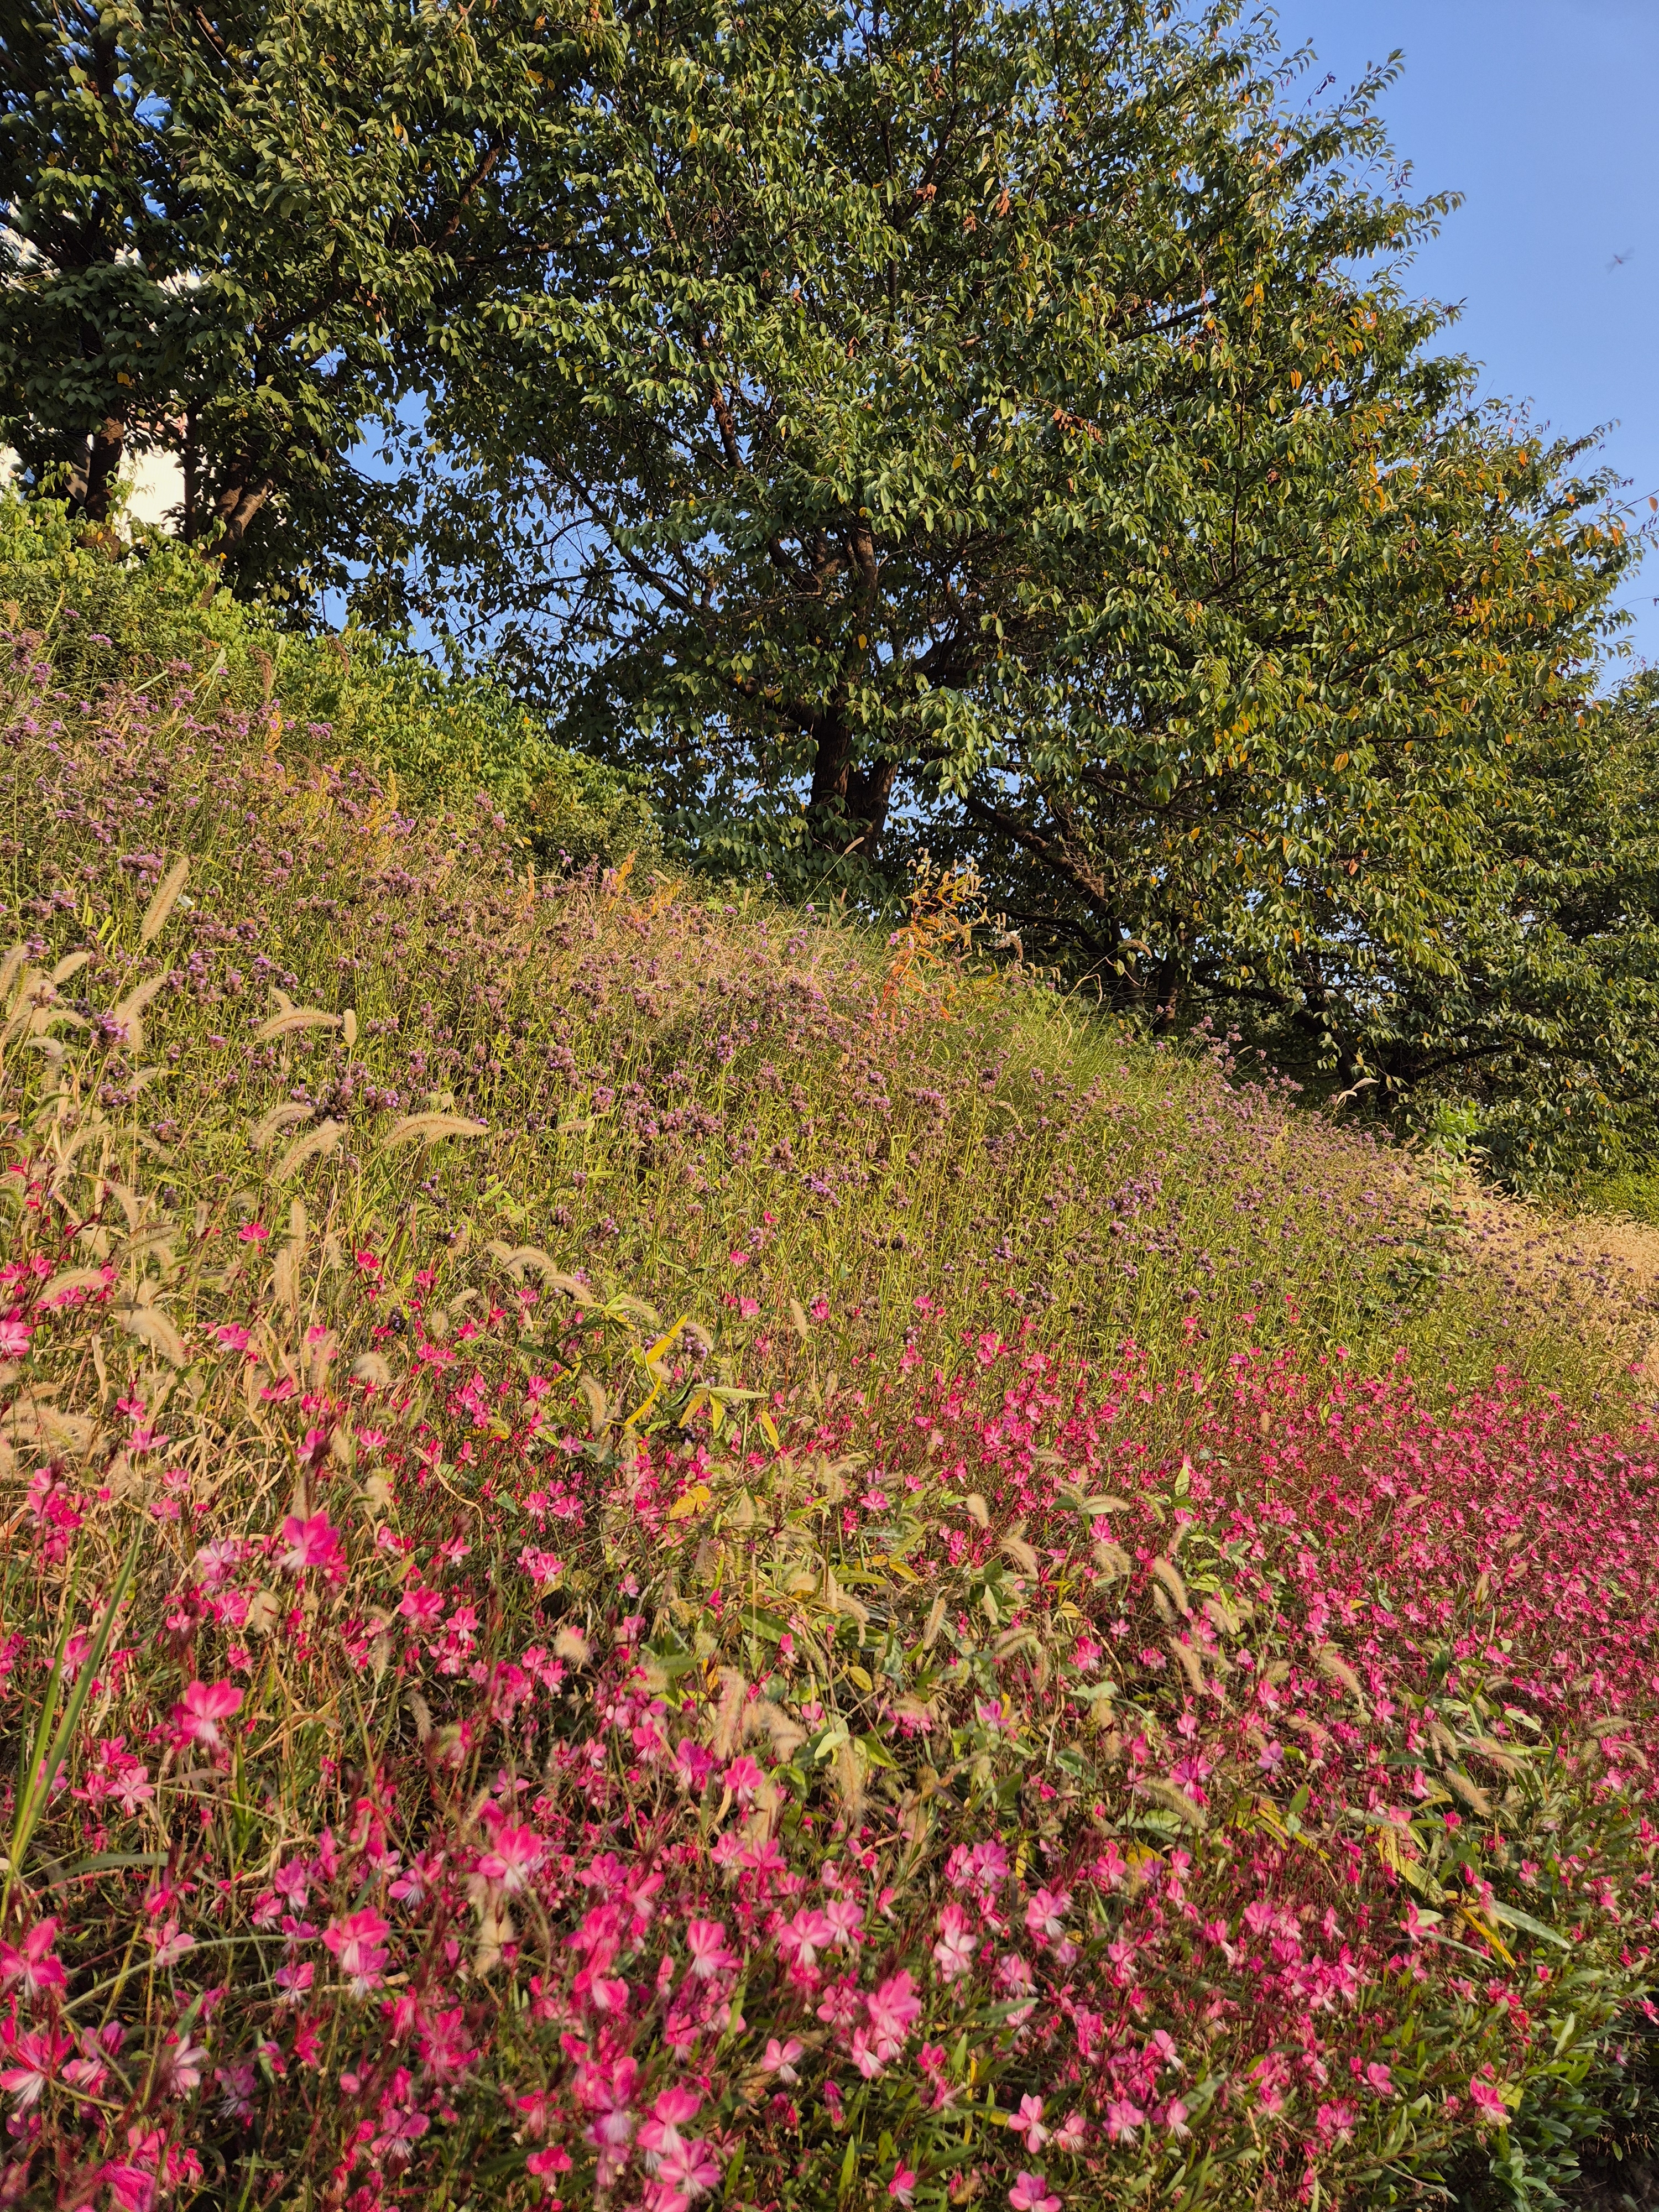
[0,0,611,601]
[1354,669,1659,1193]
[4,733,1659,2207]
[0,501,656,872]
[418,0,1636,1104]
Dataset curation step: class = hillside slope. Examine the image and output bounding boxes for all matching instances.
[4,623,1659,2212]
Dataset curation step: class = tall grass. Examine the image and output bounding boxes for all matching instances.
[3,633,1648,1415]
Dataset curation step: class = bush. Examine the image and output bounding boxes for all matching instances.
[0,495,659,875]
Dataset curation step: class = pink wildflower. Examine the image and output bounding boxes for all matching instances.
[723,1755,764,1802]
[279,1511,343,1578]
[1469,2077,1511,2125]
[762,2037,805,2083]
[656,2135,721,2200]
[776,1908,836,1972]
[477,1823,544,1895]
[169,1679,243,1750]
[685,1919,738,1980]
[1010,2176,1061,2212]
[0,2024,71,2106]
[1012,2095,1049,2151]
[0,1918,66,1997]
[933,1902,978,1981]
[323,1907,392,1995]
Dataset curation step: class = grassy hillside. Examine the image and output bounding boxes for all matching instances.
[4,587,1659,2212]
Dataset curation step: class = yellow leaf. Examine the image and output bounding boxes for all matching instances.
[668,1485,711,1522]
[1461,1908,1517,1967]
[758,1409,780,1450]
[644,1314,691,1374]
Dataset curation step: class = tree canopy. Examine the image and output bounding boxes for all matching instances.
[0,0,609,597]
[413,0,1636,1083]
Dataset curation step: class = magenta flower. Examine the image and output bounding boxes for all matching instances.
[323,1907,392,1995]
[656,2135,721,2200]
[761,2037,804,2084]
[477,1822,544,1895]
[1009,2176,1061,2212]
[0,1918,66,1998]
[685,1918,738,1980]
[776,1908,836,1971]
[890,2167,917,2205]
[169,1679,243,1750]
[722,1755,764,1802]
[932,1903,978,1981]
[1012,2095,1049,2151]
[0,1314,32,1360]
[1469,2077,1511,2125]
[280,1511,343,1578]
[866,1968,922,2058]
[0,2025,71,2107]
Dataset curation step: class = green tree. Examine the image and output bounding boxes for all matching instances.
[419,0,1634,1051]
[0,0,612,602]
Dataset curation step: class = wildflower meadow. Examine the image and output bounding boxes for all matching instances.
[4,615,1659,2212]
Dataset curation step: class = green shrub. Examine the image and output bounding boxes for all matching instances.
[0,493,659,874]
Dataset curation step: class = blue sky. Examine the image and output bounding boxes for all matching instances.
[1285,0,1659,671]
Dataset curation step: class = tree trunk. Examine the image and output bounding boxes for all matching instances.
[809,721,897,854]
[80,415,126,524]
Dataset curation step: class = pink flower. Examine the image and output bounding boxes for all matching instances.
[1025,1888,1070,1943]
[656,2135,721,2200]
[890,2167,917,2205]
[526,2145,573,2194]
[0,1918,66,1997]
[0,2025,71,2106]
[723,1755,764,1803]
[169,1679,243,1750]
[399,1586,445,1630]
[1105,2098,1145,2142]
[1012,2095,1049,2152]
[1009,2175,1061,2212]
[866,1969,922,2061]
[1469,2077,1511,2125]
[776,1908,836,1971]
[824,1896,864,1949]
[577,2055,637,2183]
[638,2084,703,2169]
[100,2165,156,2212]
[685,1918,738,1980]
[280,1511,343,1578]
[761,2037,805,2084]
[1366,2062,1394,2096]
[238,1222,269,1244]
[0,1315,32,1360]
[1315,2100,1357,2146]
[933,1903,978,1981]
[477,1823,544,1895]
[149,1920,195,1968]
[324,1908,392,1995]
